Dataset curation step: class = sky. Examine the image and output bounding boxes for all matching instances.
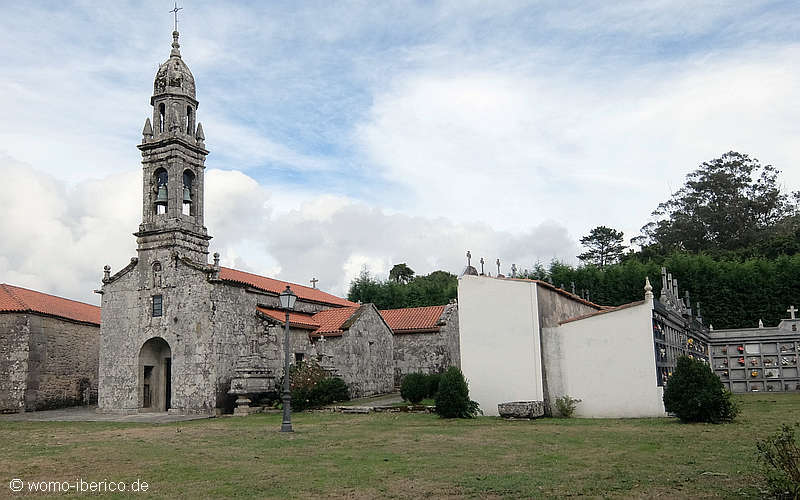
[1,1,799,304]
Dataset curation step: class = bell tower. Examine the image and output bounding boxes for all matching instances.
[136,30,211,263]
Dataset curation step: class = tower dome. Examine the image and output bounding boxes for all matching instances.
[152,31,196,103]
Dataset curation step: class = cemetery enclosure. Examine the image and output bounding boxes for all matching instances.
[1,394,796,498]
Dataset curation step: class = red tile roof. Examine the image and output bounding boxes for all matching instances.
[256,307,319,330]
[311,306,361,336]
[0,284,100,325]
[255,305,361,336]
[380,305,445,334]
[220,267,357,307]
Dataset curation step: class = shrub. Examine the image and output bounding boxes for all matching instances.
[401,373,428,404]
[555,395,582,418]
[426,373,442,399]
[311,377,350,406]
[756,423,800,499]
[277,360,349,411]
[663,356,739,423]
[434,366,481,418]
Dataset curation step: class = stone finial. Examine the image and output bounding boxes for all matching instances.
[195,122,205,144]
[496,258,501,276]
[709,324,714,331]
[466,250,471,267]
[170,30,182,58]
[788,305,798,320]
[213,252,220,267]
[644,276,653,299]
[759,319,765,328]
[479,257,485,275]
[570,282,576,295]
[142,117,153,142]
[103,265,111,282]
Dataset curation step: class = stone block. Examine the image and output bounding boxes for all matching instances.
[498,400,545,419]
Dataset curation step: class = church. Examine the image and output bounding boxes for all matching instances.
[97,30,459,415]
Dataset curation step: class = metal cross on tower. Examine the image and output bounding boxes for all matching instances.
[170,2,183,31]
[788,305,798,320]
[310,277,319,289]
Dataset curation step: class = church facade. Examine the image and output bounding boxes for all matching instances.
[97,31,459,415]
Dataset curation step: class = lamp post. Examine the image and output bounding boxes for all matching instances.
[279,285,297,432]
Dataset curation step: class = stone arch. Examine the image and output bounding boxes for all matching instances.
[138,337,172,412]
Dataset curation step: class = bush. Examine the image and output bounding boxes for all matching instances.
[434,366,481,418]
[401,373,428,404]
[555,395,582,418]
[426,373,442,399]
[277,360,350,411]
[757,423,800,499]
[312,377,350,406]
[663,356,739,423]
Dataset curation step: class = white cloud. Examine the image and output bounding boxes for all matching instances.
[356,44,800,243]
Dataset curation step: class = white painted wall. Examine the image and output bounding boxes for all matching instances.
[555,298,666,418]
[457,275,543,416]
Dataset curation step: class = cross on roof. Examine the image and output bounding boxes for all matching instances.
[788,305,798,320]
[170,2,183,31]
[310,277,319,289]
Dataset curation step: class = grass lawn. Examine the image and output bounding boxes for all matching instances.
[1,393,797,499]
[392,398,436,407]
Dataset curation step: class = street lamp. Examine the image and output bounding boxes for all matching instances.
[279,285,297,432]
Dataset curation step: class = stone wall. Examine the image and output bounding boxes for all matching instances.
[392,303,460,385]
[0,313,29,413]
[320,305,394,398]
[27,315,99,410]
[1,312,99,413]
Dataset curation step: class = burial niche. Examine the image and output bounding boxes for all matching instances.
[138,337,172,411]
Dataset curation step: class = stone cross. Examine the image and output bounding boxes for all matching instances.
[480,257,484,275]
[310,277,319,289]
[170,2,183,31]
[496,258,501,276]
[788,305,798,320]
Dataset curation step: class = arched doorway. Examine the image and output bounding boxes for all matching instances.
[138,337,172,412]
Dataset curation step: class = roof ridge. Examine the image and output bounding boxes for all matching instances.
[380,304,445,312]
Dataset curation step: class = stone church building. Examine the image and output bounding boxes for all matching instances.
[97,31,458,415]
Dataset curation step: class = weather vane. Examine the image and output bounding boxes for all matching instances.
[170,2,183,31]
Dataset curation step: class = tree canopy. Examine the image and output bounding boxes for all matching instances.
[577,226,628,268]
[635,152,799,256]
[347,267,457,309]
[389,263,415,284]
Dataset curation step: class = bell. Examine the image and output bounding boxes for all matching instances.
[183,186,192,203]
[155,184,168,205]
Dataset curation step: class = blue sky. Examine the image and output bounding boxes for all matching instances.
[1,1,799,303]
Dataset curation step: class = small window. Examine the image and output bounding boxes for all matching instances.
[294,353,304,364]
[152,261,162,272]
[158,103,165,133]
[186,106,194,134]
[152,295,163,317]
